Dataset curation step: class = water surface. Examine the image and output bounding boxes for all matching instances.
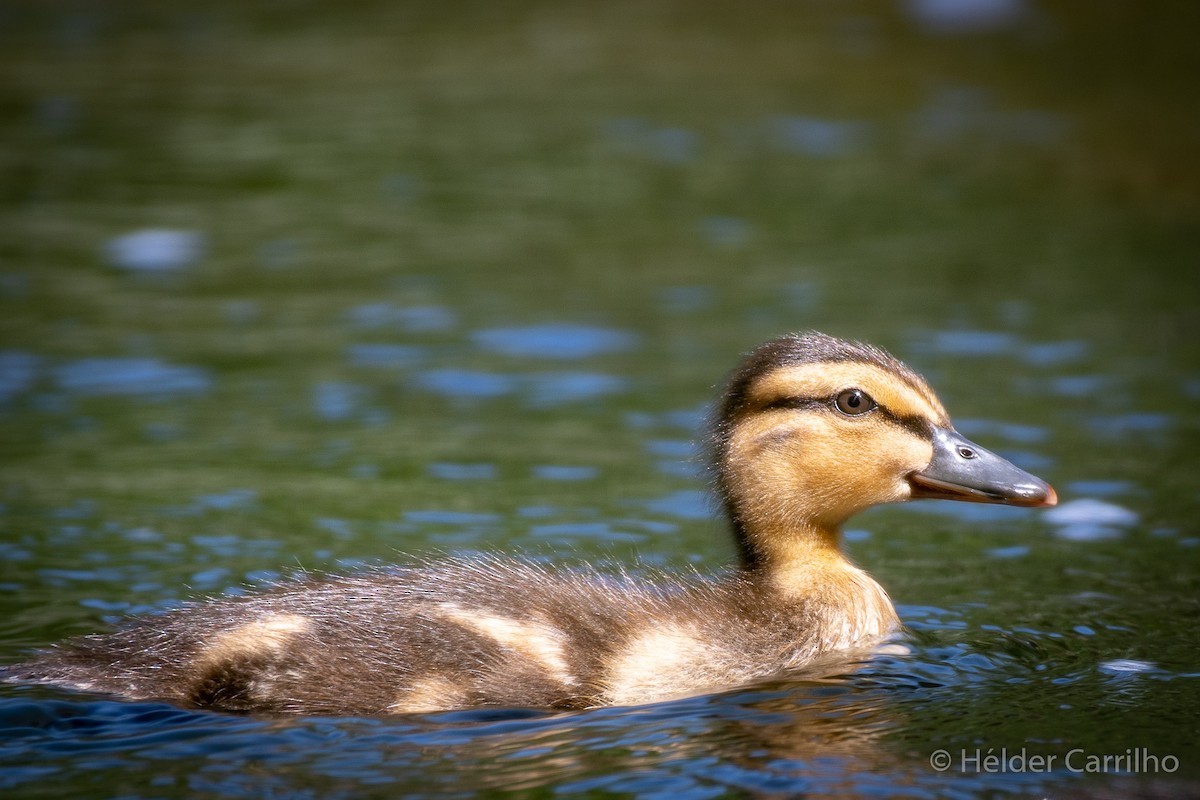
[1,1,1197,797]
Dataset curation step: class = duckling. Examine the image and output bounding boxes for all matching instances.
[3,332,1056,714]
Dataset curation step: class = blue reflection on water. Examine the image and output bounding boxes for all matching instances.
[530,523,643,544]
[525,372,627,406]
[1044,498,1139,543]
[1098,659,1157,675]
[312,381,366,421]
[1048,375,1113,397]
[906,0,1027,36]
[912,329,1017,357]
[643,490,715,520]
[427,463,497,481]
[911,85,1069,151]
[1084,413,1172,439]
[898,498,1034,523]
[403,511,502,526]
[416,369,516,399]
[987,545,1030,559]
[767,116,871,158]
[0,351,40,404]
[105,229,205,273]
[956,418,1048,445]
[1022,340,1091,366]
[345,344,425,369]
[413,368,627,406]
[1044,499,1139,528]
[644,439,701,459]
[1064,480,1135,497]
[531,466,598,482]
[602,118,700,164]
[189,490,258,513]
[54,358,213,398]
[472,325,637,360]
[344,304,456,333]
[313,518,358,541]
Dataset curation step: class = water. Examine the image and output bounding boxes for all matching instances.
[1,1,1198,797]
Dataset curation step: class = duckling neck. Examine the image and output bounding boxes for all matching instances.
[733,516,845,590]
[733,517,900,639]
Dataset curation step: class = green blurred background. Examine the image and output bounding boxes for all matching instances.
[1,1,1197,796]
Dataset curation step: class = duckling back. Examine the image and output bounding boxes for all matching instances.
[5,556,885,713]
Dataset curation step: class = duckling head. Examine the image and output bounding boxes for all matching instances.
[713,332,1056,572]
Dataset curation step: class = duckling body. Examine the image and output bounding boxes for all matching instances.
[4,333,1055,714]
[18,558,890,713]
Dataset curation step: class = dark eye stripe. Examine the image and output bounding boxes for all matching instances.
[884,410,934,440]
[763,396,825,412]
[761,395,934,441]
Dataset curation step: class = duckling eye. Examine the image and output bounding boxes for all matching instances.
[834,388,876,416]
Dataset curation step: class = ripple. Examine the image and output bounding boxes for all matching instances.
[427,463,497,481]
[189,567,231,589]
[1021,340,1090,366]
[0,351,40,404]
[312,381,365,421]
[403,510,502,526]
[345,344,425,368]
[698,216,752,248]
[1098,659,1156,675]
[530,523,643,543]
[472,325,637,360]
[1084,413,1172,439]
[905,0,1028,36]
[913,329,1017,357]
[54,358,212,398]
[1043,499,1139,528]
[987,545,1030,559]
[36,567,129,584]
[642,490,715,520]
[1049,375,1113,397]
[415,369,516,399]
[1064,480,1135,497]
[955,418,1047,445]
[644,439,698,458]
[767,115,871,158]
[524,372,627,406]
[602,118,700,164]
[344,303,456,333]
[900,499,1032,523]
[1057,525,1124,542]
[105,229,205,272]
[190,489,258,513]
[531,466,598,482]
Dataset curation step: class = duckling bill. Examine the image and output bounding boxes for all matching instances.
[3,332,1056,714]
